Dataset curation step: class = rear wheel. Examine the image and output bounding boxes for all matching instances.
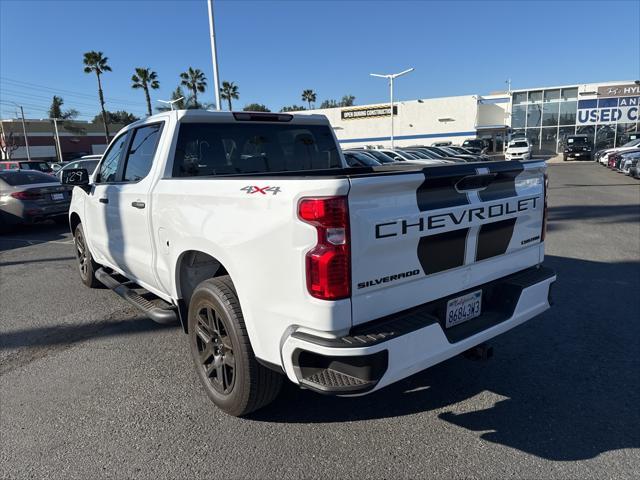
[74,223,101,288]
[188,276,282,416]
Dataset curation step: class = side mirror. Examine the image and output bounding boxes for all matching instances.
[61,168,91,192]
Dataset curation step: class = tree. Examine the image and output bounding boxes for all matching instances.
[320,99,339,109]
[83,50,112,142]
[48,96,78,120]
[220,81,240,111]
[48,96,64,119]
[131,67,160,116]
[301,89,317,109]
[340,95,355,107]
[92,110,139,126]
[0,123,19,160]
[179,67,207,105]
[280,105,306,112]
[243,103,270,112]
[156,86,187,112]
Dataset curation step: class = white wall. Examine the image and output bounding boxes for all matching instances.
[300,95,480,148]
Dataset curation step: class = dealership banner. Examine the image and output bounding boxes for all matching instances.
[577,96,639,125]
[341,104,398,121]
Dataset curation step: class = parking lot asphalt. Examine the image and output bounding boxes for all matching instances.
[1,162,639,479]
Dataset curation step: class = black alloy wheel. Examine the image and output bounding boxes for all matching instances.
[74,224,101,288]
[194,304,236,394]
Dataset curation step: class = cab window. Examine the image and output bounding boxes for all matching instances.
[96,134,128,183]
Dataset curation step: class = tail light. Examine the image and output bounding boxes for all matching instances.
[298,196,350,300]
[541,172,548,241]
[10,191,44,200]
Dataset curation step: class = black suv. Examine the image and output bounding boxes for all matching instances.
[562,134,593,161]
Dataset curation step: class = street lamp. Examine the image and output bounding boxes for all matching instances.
[370,68,414,149]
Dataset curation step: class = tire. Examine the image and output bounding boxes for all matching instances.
[73,223,102,288]
[188,276,282,416]
[563,155,567,162]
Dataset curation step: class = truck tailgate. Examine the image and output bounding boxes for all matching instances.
[348,161,546,326]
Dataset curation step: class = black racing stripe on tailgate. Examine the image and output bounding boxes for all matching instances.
[416,164,477,211]
[478,162,525,202]
[476,218,517,261]
[418,228,469,275]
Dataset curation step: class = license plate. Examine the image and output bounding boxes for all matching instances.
[51,193,64,201]
[445,290,482,328]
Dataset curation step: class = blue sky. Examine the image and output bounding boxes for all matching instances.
[1,0,639,120]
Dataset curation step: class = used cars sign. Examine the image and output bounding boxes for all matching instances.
[577,95,639,125]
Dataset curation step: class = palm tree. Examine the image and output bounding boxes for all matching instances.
[83,51,112,142]
[179,67,207,106]
[131,68,160,116]
[220,81,240,111]
[302,89,317,110]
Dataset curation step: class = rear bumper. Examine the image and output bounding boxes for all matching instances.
[281,266,556,395]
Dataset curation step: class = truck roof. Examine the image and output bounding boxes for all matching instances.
[135,109,331,127]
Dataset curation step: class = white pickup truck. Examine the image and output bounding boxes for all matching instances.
[63,110,556,416]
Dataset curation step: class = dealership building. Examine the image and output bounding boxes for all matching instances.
[304,79,640,154]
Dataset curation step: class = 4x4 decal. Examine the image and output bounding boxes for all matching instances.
[240,186,281,195]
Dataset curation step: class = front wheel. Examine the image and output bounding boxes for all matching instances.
[74,223,101,288]
[188,276,282,416]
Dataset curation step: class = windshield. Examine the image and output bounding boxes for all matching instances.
[173,122,341,176]
[364,150,395,163]
[19,162,52,172]
[622,139,640,148]
[567,137,589,145]
[510,142,528,148]
[344,152,379,167]
[0,171,58,186]
[428,147,453,157]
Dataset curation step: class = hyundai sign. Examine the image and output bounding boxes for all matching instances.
[577,95,639,125]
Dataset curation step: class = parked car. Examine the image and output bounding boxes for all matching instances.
[49,161,70,173]
[562,134,593,161]
[56,158,100,180]
[62,110,555,416]
[418,146,471,162]
[461,138,489,154]
[377,149,421,161]
[629,160,640,179]
[596,139,640,165]
[431,141,452,147]
[620,151,640,175]
[505,139,532,161]
[343,151,381,167]
[0,170,72,228]
[347,149,396,164]
[0,160,54,174]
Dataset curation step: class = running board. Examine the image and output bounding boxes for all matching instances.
[95,268,178,325]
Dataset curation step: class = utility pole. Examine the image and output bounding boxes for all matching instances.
[18,105,31,160]
[207,0,222,111]
[52,118,63,162]
[370,68,414,149]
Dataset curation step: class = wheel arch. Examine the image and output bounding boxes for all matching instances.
[174,249,230,333]
[69,211,81,234]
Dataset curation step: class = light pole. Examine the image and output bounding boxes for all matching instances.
[8,102,31,160]
[207,0,222,111]
[370,68,414,149]
[52,118,63,162]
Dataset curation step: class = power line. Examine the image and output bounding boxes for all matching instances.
[0,88,146,116]
[0,76,138,104]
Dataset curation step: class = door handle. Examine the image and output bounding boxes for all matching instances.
[98,197,109,204]
[131,201,146,209]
